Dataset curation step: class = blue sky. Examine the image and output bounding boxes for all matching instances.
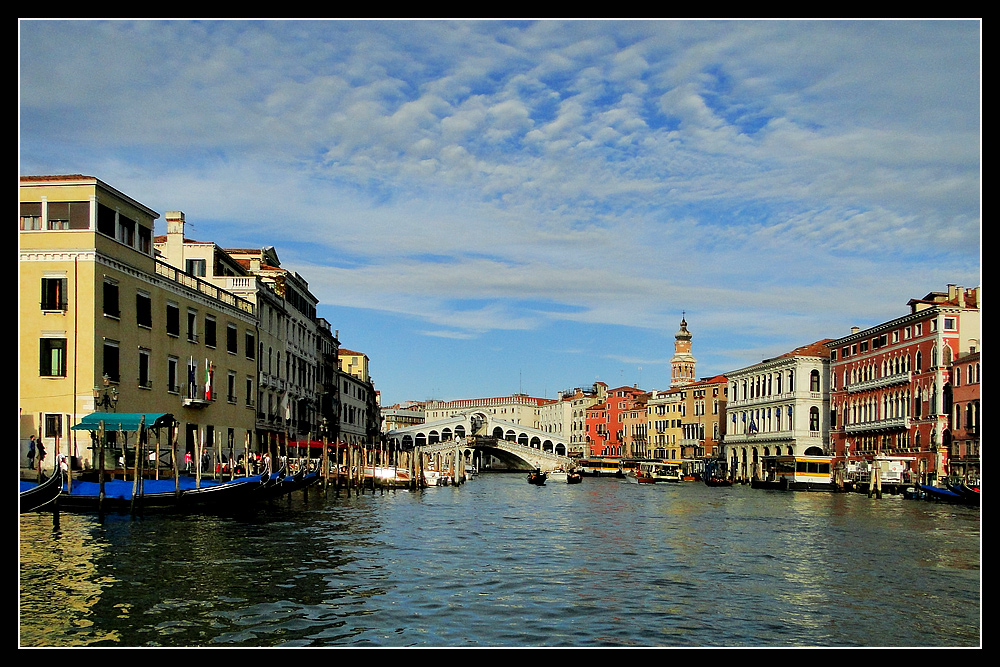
[19,20,981,406]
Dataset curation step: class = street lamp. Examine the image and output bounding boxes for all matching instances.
[93,374,119,411]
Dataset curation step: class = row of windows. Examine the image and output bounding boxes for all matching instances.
[39,336,254,405]
[40,276,257,359]
[21,201,153,255]
[730,369,823,402]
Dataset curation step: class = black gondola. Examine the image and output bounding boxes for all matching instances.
[57,474,267,513]
[19,467,64,513]
[527,468,547,485]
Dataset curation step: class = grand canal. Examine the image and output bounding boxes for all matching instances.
[19,473,980,648]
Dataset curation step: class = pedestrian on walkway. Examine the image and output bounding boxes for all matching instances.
[27,435,36,469]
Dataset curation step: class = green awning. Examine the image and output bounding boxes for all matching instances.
[70,412,175,432]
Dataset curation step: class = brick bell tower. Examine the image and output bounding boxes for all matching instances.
[670,313,697,388]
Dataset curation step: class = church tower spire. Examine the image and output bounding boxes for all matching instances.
[670,312,697,388]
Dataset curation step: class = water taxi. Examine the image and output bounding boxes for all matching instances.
[753,455,835,491]
[577,457,624,477]
[645,460,683,483]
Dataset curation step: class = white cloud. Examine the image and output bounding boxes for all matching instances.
[20,19,981,399]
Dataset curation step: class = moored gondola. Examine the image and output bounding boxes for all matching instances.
[57,473,267,513]
[19,467,64,513]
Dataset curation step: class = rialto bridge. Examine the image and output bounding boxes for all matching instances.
[385,411,573,472]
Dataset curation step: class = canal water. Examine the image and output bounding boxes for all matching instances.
[19,473,980,648]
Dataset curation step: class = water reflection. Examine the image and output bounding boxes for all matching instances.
[19,513,118,646]
[20,476,979,647]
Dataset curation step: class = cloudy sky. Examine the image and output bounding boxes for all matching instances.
[19,20,981,406]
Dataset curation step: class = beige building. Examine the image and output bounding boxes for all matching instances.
[539,383,608,458]
[336,347,377,445]
[646,389,684,460]
[424,394,553,429]
[382,401,426,434]
[338,348,370,382]
[20,175,258,470]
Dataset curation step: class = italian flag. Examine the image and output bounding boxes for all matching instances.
[205,359,213,400]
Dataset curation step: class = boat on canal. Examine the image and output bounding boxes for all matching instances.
[527,468,547,485]
[548,467,570,482]
[753,455,836,491]
[918,483,978,505]
[625,468,656,484]
[947,481,980,506]
[647,461,682,483]
[566,471,583,484]
[57,473,269,512]
[422,468,450,486]
[19,467,64,513]
[577,457,624,477]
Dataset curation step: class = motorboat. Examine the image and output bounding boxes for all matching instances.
[548,468,568,482]
[422,468,450,486]
[625,468,656,484]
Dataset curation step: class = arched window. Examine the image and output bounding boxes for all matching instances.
[809,406,820,431]
[810,369,821,392]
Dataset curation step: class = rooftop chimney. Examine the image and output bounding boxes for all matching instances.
[162,211,186,267]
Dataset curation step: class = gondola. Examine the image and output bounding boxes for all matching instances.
[566,471,583,484]
[947,482,980,506]
[704,476,733,487]
[918,484,964,504]
[57,473,267,513]
[19,467,64,513]
[527,469,547,485]
[266,468,322,498]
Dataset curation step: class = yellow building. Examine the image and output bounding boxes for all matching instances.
[19,175,258,472]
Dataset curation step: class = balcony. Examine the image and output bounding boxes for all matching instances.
[846,371,911,394]
[845,415,910,434]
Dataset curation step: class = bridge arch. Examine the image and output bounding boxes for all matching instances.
[386,410,571,472]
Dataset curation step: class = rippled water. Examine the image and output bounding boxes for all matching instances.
[19,474,981,647]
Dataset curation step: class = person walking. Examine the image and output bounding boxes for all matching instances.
[36,440,46,474]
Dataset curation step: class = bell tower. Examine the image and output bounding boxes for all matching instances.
[670,313,696,388]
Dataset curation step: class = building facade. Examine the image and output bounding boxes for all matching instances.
[20,175,258,469]
[948,349,980,482]
[424,394,554,429]
[646,389,684,460]
[336,347,379,445]
[224,246,325,445]
[584,385,646,457]
[724,341,831,482]
[538,383,608,459]
[826,284,981,484]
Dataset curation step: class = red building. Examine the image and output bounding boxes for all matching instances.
[948,349,981,482]
[826,284,981,484]
[585,385,646,457]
